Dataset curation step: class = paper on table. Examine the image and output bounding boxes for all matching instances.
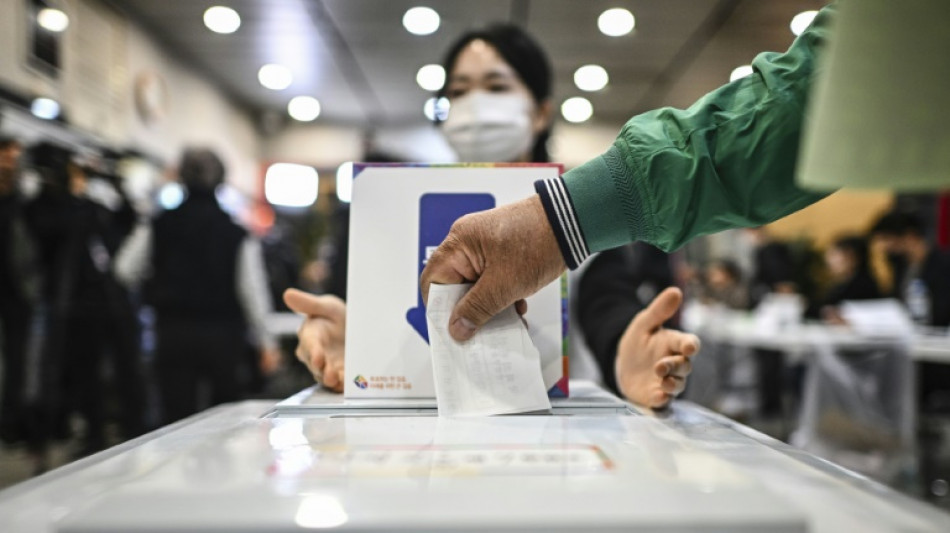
[426,283,552,417]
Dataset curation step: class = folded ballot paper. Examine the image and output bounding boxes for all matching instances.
[426,284,552,417]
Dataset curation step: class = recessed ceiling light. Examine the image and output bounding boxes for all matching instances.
[336,162,353,203]
[424,97,450,121]
[730,65,754,82]
[203,6,241,34]
[30,97,60,120]
[574,65,609,92]
[37,8,69,32]
[258,64,293,90]
[265,163,318,207]
[790,10,818,36]
[288,96,321,121]
[403,6,440,36]
[561,97,593,123]
[416,64,446,91]
[598,8,635,37]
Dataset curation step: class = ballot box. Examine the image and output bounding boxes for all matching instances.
[2,382,950,532]
[344,163,568,400]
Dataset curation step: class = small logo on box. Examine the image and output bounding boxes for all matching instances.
[354,375,368,389]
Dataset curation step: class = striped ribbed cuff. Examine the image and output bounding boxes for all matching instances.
[534,177,590,270]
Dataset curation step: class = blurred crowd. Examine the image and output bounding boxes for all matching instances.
[0,135,309,475]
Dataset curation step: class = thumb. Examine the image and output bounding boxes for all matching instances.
[636,287,683,334]
[449,276,508,341]
[283,288,342,319]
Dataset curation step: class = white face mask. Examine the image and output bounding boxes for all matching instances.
[442,91,535,163]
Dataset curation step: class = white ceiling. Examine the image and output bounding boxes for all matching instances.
[111,0,826,130]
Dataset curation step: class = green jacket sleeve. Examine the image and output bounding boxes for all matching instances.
[560,4,836,254]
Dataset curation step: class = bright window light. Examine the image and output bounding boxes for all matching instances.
[258,64,293,90]
[598,8,635,37]
[30,98,60,120]
[574,65,609,92]
[730,64,754,82]
[203,6,241,34]
[790,10,818,36]
[37,8,69,32]
[561,97,593,123]
[416,64,446,91]
[158,182,185,210]
[403,6,440,35]
[423,96,450,121]
[294,495,348,529]
[288,96,321,122]
[265,163,318,207]
[336,162,353,203]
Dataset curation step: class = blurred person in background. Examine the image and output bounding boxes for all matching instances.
[0,135,37,444]
[115,148,280,424]
[744,227,799,307]
[817,235,881,323]
[701,259,749,310]
[871,210,950,413]
[871,211,950,327]
[285,24,699,409]
[23,142,145,466]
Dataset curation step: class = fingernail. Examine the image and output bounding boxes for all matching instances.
[450,317,477,340]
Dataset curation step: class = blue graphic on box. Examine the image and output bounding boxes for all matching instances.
[406,193,496,343]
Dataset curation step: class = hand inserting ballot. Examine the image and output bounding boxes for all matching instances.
[420,195,566,342]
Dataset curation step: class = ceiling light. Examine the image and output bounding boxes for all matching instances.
[416,64,446,91]
[574,65,609,92]
[37,8,69,32]
[336,162,353,203]
[30,97,60,120]
[258,64,293,90]
[203,6,241,34]
[265,163,318,207]
[561,97,593,123]
[598,8,635,37]
[287,96,321,121]
[730,65,754,82]
[790,10,818,36]
[424,96,450,121]
[403,6,440,36]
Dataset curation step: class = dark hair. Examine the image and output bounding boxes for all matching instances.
[439,23,553,162]
[871,210,924,238]
[28,141,73,192]
[708,258,743,282]
[831,235,870,269]
[0,135,21,150]
[179,148,225,194]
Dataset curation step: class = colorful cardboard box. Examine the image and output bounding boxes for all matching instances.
[344,163,568,398]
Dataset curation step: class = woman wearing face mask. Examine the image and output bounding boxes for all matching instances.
[284,24,699,408]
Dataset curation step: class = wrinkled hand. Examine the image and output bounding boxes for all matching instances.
[420,195,565,341]
[283,288,346,392]
[616,287,700,409]
[259,346,283,376]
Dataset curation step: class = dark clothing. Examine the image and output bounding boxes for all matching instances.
[0,192,33,441]
[148,194,245,321]
[917,249,950,328]
[577,243,674,395]
[23,186,145,451]
[821,269,882,308]
[147,194,248,424]
[750,241,795,308]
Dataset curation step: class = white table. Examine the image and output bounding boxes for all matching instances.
[0,381,948,532]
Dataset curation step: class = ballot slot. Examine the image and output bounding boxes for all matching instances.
[266,404,636,419]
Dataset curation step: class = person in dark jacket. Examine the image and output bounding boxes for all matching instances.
[819,235,881,320]
[116,148,280,424]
